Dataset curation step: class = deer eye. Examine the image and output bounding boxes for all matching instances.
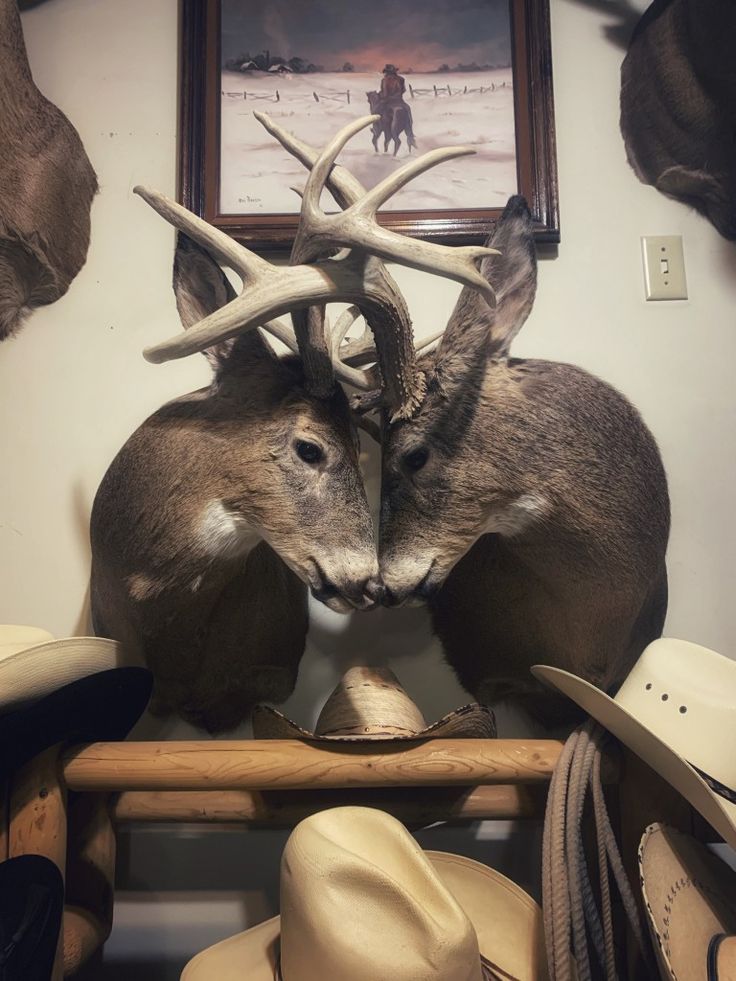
[404,447,429,471]
[295,440,323,464]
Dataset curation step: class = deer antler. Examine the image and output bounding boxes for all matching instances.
[136,116,498,419]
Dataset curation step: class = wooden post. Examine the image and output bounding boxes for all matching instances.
[275,90,280,102]
[409,83,414,98]
[9,746,67,981]
[63,793,116,977]
[313,91,319,102]
[346,89,350,104]
[433,84,438,96]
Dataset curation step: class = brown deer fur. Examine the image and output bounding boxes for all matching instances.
[0,0,97,340]
[91,236,378,732]
[620,0,736,240]
[379,197,670,724]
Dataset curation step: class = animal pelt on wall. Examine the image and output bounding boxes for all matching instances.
[0,0,97,341]
[620,0,736,240]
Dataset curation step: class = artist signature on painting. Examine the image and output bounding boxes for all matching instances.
[239,195,262,205]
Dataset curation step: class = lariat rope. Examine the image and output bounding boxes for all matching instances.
[542,721,655,980]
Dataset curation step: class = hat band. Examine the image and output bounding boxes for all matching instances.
[691,765,736,805]
[275,953,503,979]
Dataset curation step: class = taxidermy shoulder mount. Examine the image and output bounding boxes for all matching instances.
[0,0,97,340]
[90,113,498,732]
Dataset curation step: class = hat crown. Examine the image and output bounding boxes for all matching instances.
[315,666,428,738]
[616,638,736,788]
[280,807,483,981]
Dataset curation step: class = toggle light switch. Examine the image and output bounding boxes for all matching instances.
[641,236,687,300]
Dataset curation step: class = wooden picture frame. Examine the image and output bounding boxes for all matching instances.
[179,0,559,249]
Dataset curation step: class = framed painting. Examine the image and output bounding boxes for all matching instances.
[180,0,559,249]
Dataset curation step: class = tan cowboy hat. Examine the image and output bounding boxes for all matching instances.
[639,823,736,980]
[532,638,736,851]
[252,666,496,741]
[0,625,129,711]
[182,806,548,980]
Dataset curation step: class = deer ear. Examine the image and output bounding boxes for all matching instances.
[435,196,537,370]
[172,233,273,370]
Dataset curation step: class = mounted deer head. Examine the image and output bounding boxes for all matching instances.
[90,114,497,731]
[0,0,97,340]
[620,0,736,240]
[378,197,671,724]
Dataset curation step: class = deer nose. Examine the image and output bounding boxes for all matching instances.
[363,577,385,605]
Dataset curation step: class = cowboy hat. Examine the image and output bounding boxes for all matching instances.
[639,823,736,980]
[0,624,133,710]
[532,638,736,851]
[0,854,63,981]
[383,63,398,73]
[0,665,153,777]
[252,666,496,741]
[182,806,548,980]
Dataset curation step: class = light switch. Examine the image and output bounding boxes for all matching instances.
[641,236,687,300]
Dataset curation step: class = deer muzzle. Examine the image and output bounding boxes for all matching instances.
[307,558,382,614]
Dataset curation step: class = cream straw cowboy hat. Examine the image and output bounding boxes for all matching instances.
[639,823,736,981]
[182,806,548,981]
[252,666,496,741]
[0,625,131,710]
[532,638,736,851]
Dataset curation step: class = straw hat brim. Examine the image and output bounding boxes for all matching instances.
[181,854,546,981]
[639,823,736,981]
[0,635,130,711]
[251,702,496,741]
[532,665,736,851]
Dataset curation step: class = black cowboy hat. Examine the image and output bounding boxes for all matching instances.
[0,666,152,779]
[383,64,398,73]
[0,854,63,981]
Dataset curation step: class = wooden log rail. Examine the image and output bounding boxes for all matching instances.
[113,784,551,825]
[62,738,570,793]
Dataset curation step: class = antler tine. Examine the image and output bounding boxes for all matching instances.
[330,305,362,357]
[416,328,445,354]
[291,115,379,263]
[254,111,365,209]
[134,187,270,279]
[259,318,299,355]
[261,309,374,391]
[359,146,474,213]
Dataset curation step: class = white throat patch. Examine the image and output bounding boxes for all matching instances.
[198,500,258,559]
[483,492,550,538]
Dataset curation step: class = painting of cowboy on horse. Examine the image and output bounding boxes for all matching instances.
[367,64,417,156]
[219,0,517,215]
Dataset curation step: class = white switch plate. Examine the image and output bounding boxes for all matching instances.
[641,236,688,300]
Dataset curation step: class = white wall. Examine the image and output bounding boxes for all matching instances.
[2,0,735,976]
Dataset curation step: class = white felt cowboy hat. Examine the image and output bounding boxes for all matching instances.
[0,625,130,711]
[639,823,736,981]
[182,806,548,980]
[532,638,736,851]
[252,666,496,741]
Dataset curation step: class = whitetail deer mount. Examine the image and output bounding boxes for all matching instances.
[0,0,97,340]
[378,197,671,724]
[620,0,736,240]
[90,114,494,732]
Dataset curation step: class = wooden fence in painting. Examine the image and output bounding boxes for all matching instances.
[221,88,355,104]
[407,81,508,98]
[221,82,510,106]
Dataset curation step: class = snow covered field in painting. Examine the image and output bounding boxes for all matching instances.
[219,69,516,215]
